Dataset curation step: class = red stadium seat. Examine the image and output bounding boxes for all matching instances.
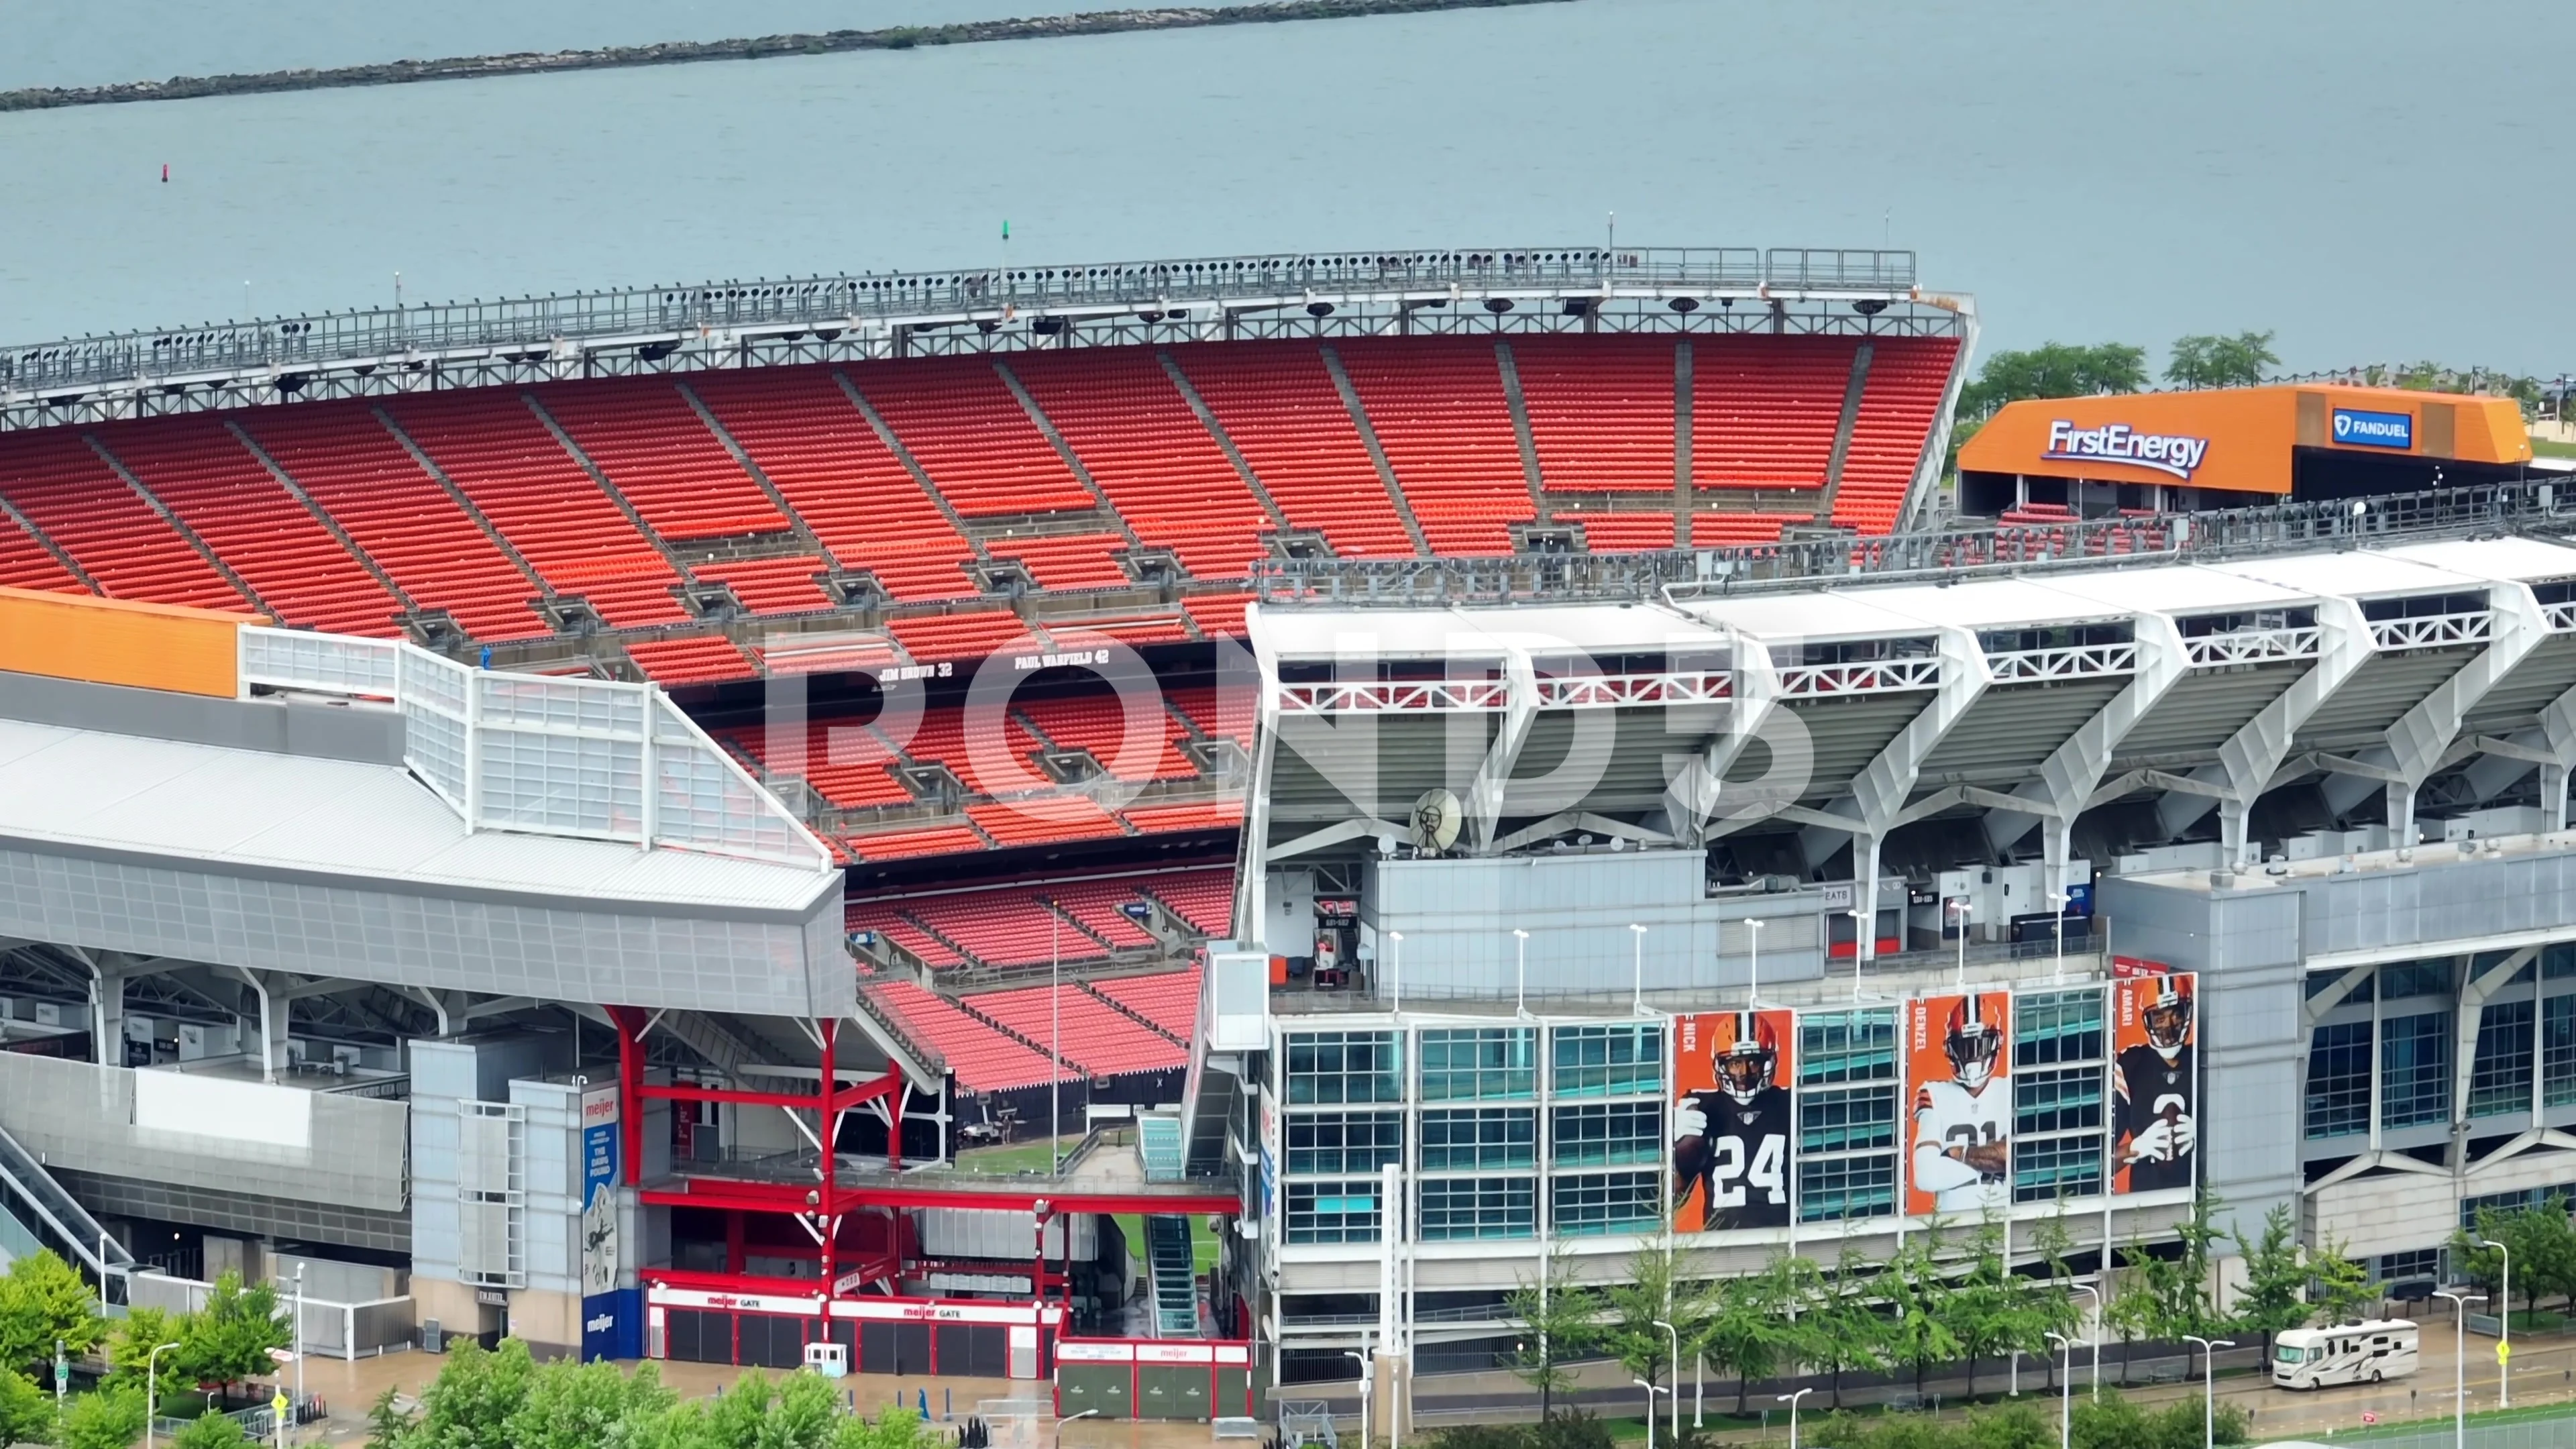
[536,376,790,540]
[0,428,249,611]
[1517,335,1678,492]
[1090,967,1202,1040]
[384,391,690,627]
[0,507,83,596]
[626,635,755,687]
[849,357,1098,519]
[1833,337,1962,533]
[1171,341,1416,558]
[240,402,550,641]
[1336,337,1532,556]
[93,415,405,636]
[1010,349,1276,578]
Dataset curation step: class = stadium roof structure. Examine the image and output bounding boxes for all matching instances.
[0,592,847,1018]
[1240,484,2576,952]
[0,246,1954,429]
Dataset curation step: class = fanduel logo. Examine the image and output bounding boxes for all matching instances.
[2043,421,2210,480]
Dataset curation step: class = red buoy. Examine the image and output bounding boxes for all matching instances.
[161,163,169,182]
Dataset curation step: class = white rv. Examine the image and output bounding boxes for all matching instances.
[2272,1320,2420,1389]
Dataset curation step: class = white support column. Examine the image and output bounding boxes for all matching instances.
[1986,610,2188,902]
[1668,631,1776,845]
[2452,947,2538,1163]
[1462,647,1538,854]
[233,967,286,1083]
[1848,627,1991,839]
[2208,598,2373,866]
[2377,584,2543,843]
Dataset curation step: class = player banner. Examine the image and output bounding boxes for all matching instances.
[1906,992,2011,1216]
[2112,972,2198,1194]
[1671,1009,1794,1232]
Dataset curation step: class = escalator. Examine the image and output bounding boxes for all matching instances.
[0,1120,134,1283]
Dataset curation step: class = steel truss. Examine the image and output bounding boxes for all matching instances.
[1,245,1954,431]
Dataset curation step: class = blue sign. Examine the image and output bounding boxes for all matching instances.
[582,1286,641,1362]
[579,1087,626,1360]
[2331,407,2414,450]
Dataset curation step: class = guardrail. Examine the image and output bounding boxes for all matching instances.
[0,246,1916,398]
[1251,481,2576,608]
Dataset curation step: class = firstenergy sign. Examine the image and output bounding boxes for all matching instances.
[2042,420,2211,480]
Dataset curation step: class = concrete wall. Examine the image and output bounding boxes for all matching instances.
[0,843,849,1019]
[0,1052,406,1213]
[0,668,405,765]
[1358,849,1823,999]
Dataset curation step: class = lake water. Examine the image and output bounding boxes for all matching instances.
[2,0,2570,374]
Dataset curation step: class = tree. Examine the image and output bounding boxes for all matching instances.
[56,1384,143,1449]
[828,1405,942,1449]
[0,1252,105,1381]
[2163,332,2279,390]
[2231,1203,2310,1358]
[1955,343,2150,425]
[2453,1195,2576,1325]
[1789,1249,1890,1411]
[1595,1246,1705,1398]
[2102,1242,2159,1387]
[174,1410,249,1449]
[501,1356,674,1449]
[407,1338,536,1449]
[0,1368,51,1448]
[1503,1244,1597,1420]
[103,1306,186,1389]
[1878,1231,1960,1396]
[364,1386,416,1449]
[1697,1257,1801,1417]
[2305,1238,2377,1329]
[178,1272,286,1399]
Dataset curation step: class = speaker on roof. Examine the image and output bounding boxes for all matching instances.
[1668,297,1700,313]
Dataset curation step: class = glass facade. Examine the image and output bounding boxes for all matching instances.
[1286,1111,1403,1175]
[1797,1008,1902,1222]
[2549,996,2576,1108]
[1419,1028,1538,1102]
[2305,1021,2371,1139]
[1420,1108,1538,1170]
[1551,1172,1660,1235]
[1552,1102,1662,1167]
[1285,1181,1381,1244]
[2470,1000,2535,1118]
[2381,1012,2453,1128]
[2012,989,2109,1202]
[1287,1031,1403,1105]
[1553,1024,1662,1097]
[1418,1177,1536,1240]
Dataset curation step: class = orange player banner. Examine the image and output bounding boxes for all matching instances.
[2112,972,2198,1194]
[1905,992,2012,1217]
[1670,1009,1795,1232]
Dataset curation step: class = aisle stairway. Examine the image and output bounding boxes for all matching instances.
[1143,1215,1199,1337]
[0,1120,134,1281]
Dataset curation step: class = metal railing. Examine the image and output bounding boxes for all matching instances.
[1986,641,2137,682]
[2370,610,2494,651]
[1775,657,1943,698]
[1252,481,2576,608]
[0,246,1915,398]
[2181,626,2320,667]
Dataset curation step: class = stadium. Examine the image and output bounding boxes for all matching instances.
[0,241,2569,1419]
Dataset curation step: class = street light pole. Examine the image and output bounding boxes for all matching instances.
[1050,912,1061,1175]
[1633,1381,1667,1449]
[144,1341,182,1449]
[1389,931,1403,1014]
[2180,1336,2233,1449]
[2435,1291,2484,1449]
[1849,908,1868,998]
[2069,1283,2104,1400]
[1953,899,1970,989]
[1653,1320,1680,1440]
[292,1261,305,1432]
[1776,1389,1813,1449]
[1344,1349,1371,1449]
[2045,1333,2072,1449]
[2477,1237,2511,1407]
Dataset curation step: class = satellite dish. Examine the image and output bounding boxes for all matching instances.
[1410,789,1462,853]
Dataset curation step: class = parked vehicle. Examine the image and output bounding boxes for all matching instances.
[2273,1319,2420,1389]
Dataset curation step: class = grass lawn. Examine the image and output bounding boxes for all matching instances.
[2534,437,2576,459]
[953,1141,1062,1175]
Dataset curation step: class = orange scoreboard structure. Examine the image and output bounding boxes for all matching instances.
[1959,383,2534,516]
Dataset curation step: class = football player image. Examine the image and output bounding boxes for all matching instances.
[1672,1011,1792,1230]
[2114,975,2197,1192]
[1911,995,2010,1214]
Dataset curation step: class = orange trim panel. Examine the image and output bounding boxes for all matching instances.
[0,586,264,698]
